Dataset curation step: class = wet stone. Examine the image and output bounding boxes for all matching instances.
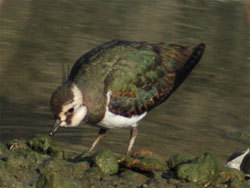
[6,139,28,151]
[0,143,7,153]
[228,178,250,188]
[36,170,82,188]
[1,135,250,187]
[168,154,194,169]
[176,152,218,184]
[92,149,119,175]
[0,146,43,188]
[176,183,203,188]
[119,169,148,186]
[82,166,104,184]
[121,150,168,172]
[217,168,245,183]
[27,134,66,159]
[6,148,47,169]
[39,158,90,179]
[132,149,168,162]
[144,178,174,188]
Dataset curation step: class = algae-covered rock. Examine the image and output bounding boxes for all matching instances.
[217,168,245,183]
[92,149,119,175]
[37,158,90,188]
[176,183,203,188]
[121,150,168,172]
[7,139,28,151]
[81,169,147,188]
[39,158,90,179]
[27,135,65,159]
[6,147,49,169]
[36,170,82,188]
[119,169,148,186]
[168,154,194,169]
[122,157,167,172]
[0,143,7,155]
[176,152,218,184]
[2,135,250,188]
[0,146,45,188]
[228,178,250,188]
[84,166,104,179]
[132,150,168,161]
[143,178,174,188]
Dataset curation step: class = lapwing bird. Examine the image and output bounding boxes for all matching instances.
[50,40,205,155]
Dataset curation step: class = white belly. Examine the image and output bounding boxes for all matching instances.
[98,90,147,129]
[98,110,147,129]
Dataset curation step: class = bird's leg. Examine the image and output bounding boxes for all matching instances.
[127,127,137,156]
[88,128,107,153]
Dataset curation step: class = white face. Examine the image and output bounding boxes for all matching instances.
[59,84,87,127]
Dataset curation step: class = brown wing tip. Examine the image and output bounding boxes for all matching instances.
[190,43,206,62]
[196,43,206,52]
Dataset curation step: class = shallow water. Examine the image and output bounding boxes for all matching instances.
[0,0,249,165]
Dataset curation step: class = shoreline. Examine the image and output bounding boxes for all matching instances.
[0,135,249,188]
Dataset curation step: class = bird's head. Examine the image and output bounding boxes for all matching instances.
[50,83,87,136]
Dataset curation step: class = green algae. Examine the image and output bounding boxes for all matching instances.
[168,154,194,169]
[27,134,66,159]
[218,168,246,183]
[38,158,90,179]
[91,149,119,175]
[0,136,250,188]
[176,183,203,188]
[121,149,168,172]
[176,152,218,184]
[36,170,83,188]
[0,143,7,156]
[119,169,148,186]
[121,156,167,172]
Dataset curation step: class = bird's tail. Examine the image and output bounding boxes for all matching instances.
[173,43,206,89]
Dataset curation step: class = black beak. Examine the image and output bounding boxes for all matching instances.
[50,119,61,137]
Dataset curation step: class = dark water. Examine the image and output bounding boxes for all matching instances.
[0,0,249,165]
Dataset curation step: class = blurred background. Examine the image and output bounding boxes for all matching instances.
[0,0,249,165]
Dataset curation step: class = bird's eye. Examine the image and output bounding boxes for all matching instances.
[68,108,74,113]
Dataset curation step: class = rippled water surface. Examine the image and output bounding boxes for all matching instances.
[0,0,249,165]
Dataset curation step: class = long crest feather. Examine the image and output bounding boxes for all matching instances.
[61,63,66,84]
[61,63,71,84]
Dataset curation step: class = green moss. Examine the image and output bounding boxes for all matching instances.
[119,170,148,186]
[7,139,27,150]
[0,143,8,155]
[27,134,66,159]
[36,170,82,188]
[92,150,119,175]
[83,166,104,180]
[168,154,193,169]
[2,136,250,187]
[176,183,203,188]
[176,152,218,184]
[218,168,245,183]
[122,157,167,172]
[39,158,90,179]
[229,178,250,188]
[121,150,168,172]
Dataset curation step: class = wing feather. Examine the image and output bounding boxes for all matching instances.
[105,42,205,117]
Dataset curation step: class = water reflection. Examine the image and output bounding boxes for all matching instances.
[0,0,249,165]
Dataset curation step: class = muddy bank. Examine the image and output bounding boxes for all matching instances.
[0,135,249,188]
